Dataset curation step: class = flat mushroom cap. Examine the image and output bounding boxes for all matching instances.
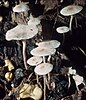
[34,63,53,75]
[60,5,83,16]
[56,26,70,34]
[27,56,43,66]
[6,24,38,41]
[13,2,29,12]
[73,75,84,86]
[30,47,56,57]
[36,40,60,49]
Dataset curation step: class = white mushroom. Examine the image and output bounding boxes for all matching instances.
[34,63,53,100]
[13,2,29,13]
[73,75,85,91]
[27,56,43,83]
[56,26,70,44]
[36,40,60,62]
[6,24,38,70]
[60,5,83,30]
[27,56,43,66]
[13,2,29,24]
[36,40,60,49]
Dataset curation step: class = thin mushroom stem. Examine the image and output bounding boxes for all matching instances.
[69,15,73,31]
[43,56,46,63]
[36,73,39,84]
[62,33,65,45]
[47,55,51,62]
[22,40,28,70]
[43,75,46,100]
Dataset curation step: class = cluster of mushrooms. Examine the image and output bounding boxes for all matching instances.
[2,1,85,100]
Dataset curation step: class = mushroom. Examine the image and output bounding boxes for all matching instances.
[13,2,29,24]
[73,75,85,91]
[30,47,56,63]
[6,24,38,70]
[36,40,60,62]
[60,5,83,30]
[34,63,53,100]
[27,56,43,66]
[56,26,70,45]
[30,47,56,83]
[27,56,43,83]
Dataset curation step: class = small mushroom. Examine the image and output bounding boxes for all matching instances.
[56,26,69,45]
[34,63,53,100]
[60,5,83,30]
[27,56,43,83]
[13,2,29,24]
[6,24,38,70]
[73,75,85,91]
[5,72,13,81]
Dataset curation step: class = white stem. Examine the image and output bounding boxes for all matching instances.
[22,40,28,70]
[68,74,71,88]
[47,55,51,62]
[69,15,73,31]
[43,75,46,100]
[43,56,46,63]
[36,73,39,84]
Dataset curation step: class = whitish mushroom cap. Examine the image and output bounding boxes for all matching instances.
[56,26,70,34]
[34,63,53,75]
[73,75,84,86]
[60,5,83,16]
[68,67,76,75]
[13,2,29,12]
[27,56,43,66]
[30,47,56,57]
[36,40,60,49]
[6,24,38,41]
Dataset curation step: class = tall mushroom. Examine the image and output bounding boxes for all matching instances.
[60,5,83,30]
[56,26,69,45]
[34,63,53,100]
[27,56,43,83]
[6,24,38,70]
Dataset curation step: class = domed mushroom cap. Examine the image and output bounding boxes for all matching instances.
[30,47,56,57]
[6,24,38,41]
[34,63,53,75]
[27,56,42,66]
[56,26,70,34]
[36,40,60,49]
[60,5,83,16]
[73,75,84,86]
[13,2,29,12]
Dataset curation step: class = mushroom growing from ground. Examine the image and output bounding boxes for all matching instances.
[36,40,60,62]
[34,63,53,100]
[13,2,29,24]
[73,74,85,91]
[6,24,38,70]
[60,5,83,30]
[27,56,43,83]
[56,26,70,45]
